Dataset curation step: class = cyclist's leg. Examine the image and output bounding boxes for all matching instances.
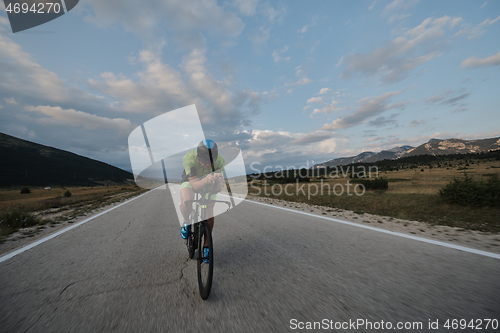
[204,203,215,247]
[180,184,195,224]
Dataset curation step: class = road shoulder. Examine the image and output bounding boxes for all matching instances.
[245,195,500,255]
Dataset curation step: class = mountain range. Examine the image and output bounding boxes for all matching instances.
[2,132,499,186]
[0,132,133,188]
[316,137,500,167]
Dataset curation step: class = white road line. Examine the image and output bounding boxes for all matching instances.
[0,191,151,264]
[246,199,500,260]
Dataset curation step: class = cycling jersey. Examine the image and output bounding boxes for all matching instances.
[181,148,225,183]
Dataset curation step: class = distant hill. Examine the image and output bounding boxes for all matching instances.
[402,137,500,157]
[0,133,133,188]
[315,136,500,169]
[316,145,414,167]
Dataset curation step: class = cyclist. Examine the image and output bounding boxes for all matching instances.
[179,140,225,263]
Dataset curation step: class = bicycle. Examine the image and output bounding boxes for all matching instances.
[184,188,231,300]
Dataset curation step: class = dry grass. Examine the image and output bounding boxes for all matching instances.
[248,159,500,232]
[0,185,147,240]
[0,186,113,208]
[0,186,140,211]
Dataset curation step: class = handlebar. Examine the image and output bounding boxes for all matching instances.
[183,199,232,209]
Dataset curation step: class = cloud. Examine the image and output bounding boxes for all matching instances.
[234,0,259,16]
[318,88,332,94]
[0,35,95,104]
[321,91,404,130]
[451,107,469,113]
[259,2,287,23]
[298,25,309,33]
[481,1,487,8]
[25,105,134,135]
[382,0,418,16]
[367,114,400,128]
[295,65,305,76]
[425,90,470,107]
[287,77,312,86]
[246,129,294,150]
[338,16,462,84]
[5,97,18,105]
[307,97,323,104]
[425,90,453,104]
[441,93,470,105]
[479,15,500,26]
[382,0,417,23]
[297,15,321,35]
[291,132,334,145]
[461,51,500,68]
[243,129,340,168]
[368,0,378,10]
[88,47,264,135]
[454,15,499,39]
[249,26,271,49]
[82,0,244,42]
[88,52,192,114]
[309,100,341,117]
[0,12,263,171]
[0,16,9,27]
[272,46,291,62]
[409,119,428,127]
[387,13,411,23]
[284,65,313,86]
[0,33,115,135]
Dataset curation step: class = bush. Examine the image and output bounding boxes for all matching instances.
[352,178,388,190]
[0,209,41,230]
[64,190,72,197]
[439,174,500,207]
[20,187,31,194]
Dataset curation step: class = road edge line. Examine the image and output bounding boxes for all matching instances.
[245,198,500,260]
[0,190,151,264]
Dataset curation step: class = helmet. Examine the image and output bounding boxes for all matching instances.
[197,139,218,164]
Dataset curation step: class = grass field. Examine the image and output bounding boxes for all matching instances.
[0,185,147,240]
[248,159,500,233]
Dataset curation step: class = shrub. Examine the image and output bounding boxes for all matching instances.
[20,187,31,194]
[439,174,500,207]
[64,190,72,197]
[0,209,41,230]
[352,178,388,190]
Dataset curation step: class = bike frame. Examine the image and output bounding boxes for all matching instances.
[185,191,232,229]
[184,189,231,300]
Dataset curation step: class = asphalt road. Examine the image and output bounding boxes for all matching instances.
[1,189,499,332]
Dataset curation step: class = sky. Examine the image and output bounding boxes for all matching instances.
[0,0,499,174]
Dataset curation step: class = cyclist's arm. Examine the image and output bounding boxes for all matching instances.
[188,175,210,192]
[211,172,223,193]
[188,173,223,192]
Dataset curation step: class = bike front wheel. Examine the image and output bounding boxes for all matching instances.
[197,222,213,300]
[187,229,195,260]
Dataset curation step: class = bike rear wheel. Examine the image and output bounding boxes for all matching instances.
[197,221,213,300]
